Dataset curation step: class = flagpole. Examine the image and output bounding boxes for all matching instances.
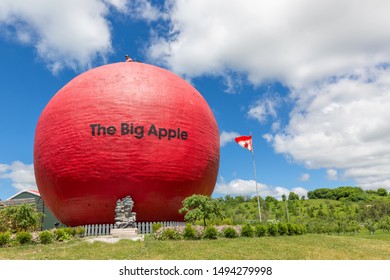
[250,132,262,223]
[284,188,289,223]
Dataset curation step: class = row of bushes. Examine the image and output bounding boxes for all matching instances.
[152,222,307,240]
[304,216,390,235]
[0,227,85,247]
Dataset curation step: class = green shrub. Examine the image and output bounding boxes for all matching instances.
[255,224,267,237]
[0,204,43,233]
[203,226,218,239]
[16,231,32,245]
[287,223,297,235]
[277,223,288,236]
[241,224,255,237]
[161,228,182,240]
[0,231,12,247]
[221,218,233,225]
[39,230,54,244]
[183,224,199,240]
[298,224,307,235]
[0,216,8,233]
[286,223,307,235]
[223,227,238,238]
[152,223,163,233]
[152,226,183,240]
[64,227,76,237]
[75,226,85,237]
[54,228,71,241]
[267,223,279,236]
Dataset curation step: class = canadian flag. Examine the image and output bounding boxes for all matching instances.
[235,135,253,151]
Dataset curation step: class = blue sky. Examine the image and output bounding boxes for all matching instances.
[2,0,390,201]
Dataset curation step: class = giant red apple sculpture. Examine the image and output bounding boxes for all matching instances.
[34,62,220,226]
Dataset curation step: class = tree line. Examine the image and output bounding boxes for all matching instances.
[179,186,390,235]
[307,186,388,201]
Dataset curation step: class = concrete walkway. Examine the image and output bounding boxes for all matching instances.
[85,234,144,243]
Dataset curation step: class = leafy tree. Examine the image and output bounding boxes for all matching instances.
[334,218,347,235]
[345,220,360,235]
[234,196,245,203]
[361,201,390,222]
[365,190,377,195]
[365,219,378,235]
[275,210,283,220]
[0,204,42,232]
[288,192,300,201]
[265,196,278,204]
[377,188,388,196]
[308,186,366,201]
[224,195,234,203]
[334,186,364,201]
[0,206,17,232]
[379,216,390,232]
[317,208,326,217]
[308,188,333,199]
[15,204,43,231]
[308,207,315,218]
[179,194,224,227]
[254,196,265,202]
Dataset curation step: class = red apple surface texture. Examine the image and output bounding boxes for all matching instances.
[34,62,220,226]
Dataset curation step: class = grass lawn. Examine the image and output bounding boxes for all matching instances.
[1,232,390,260]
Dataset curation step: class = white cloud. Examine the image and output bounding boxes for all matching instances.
[291,187,308,199]
[270,66,390,189]
[248,97,279,124]
[0,161,37,191]
[262,133,273,143]
[326,169,338,181]
[147,0,390,88]
[126,0,164,22]
[103,0,128,12]
[220,72,244,94]
[220,131,240,147]
[299,173,310,182]
[214,178,308,200]
[0,0,137,73]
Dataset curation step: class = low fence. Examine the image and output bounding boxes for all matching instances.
[83,221,185,236]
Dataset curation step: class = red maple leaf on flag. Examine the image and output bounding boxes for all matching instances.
[235,135,252,151]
